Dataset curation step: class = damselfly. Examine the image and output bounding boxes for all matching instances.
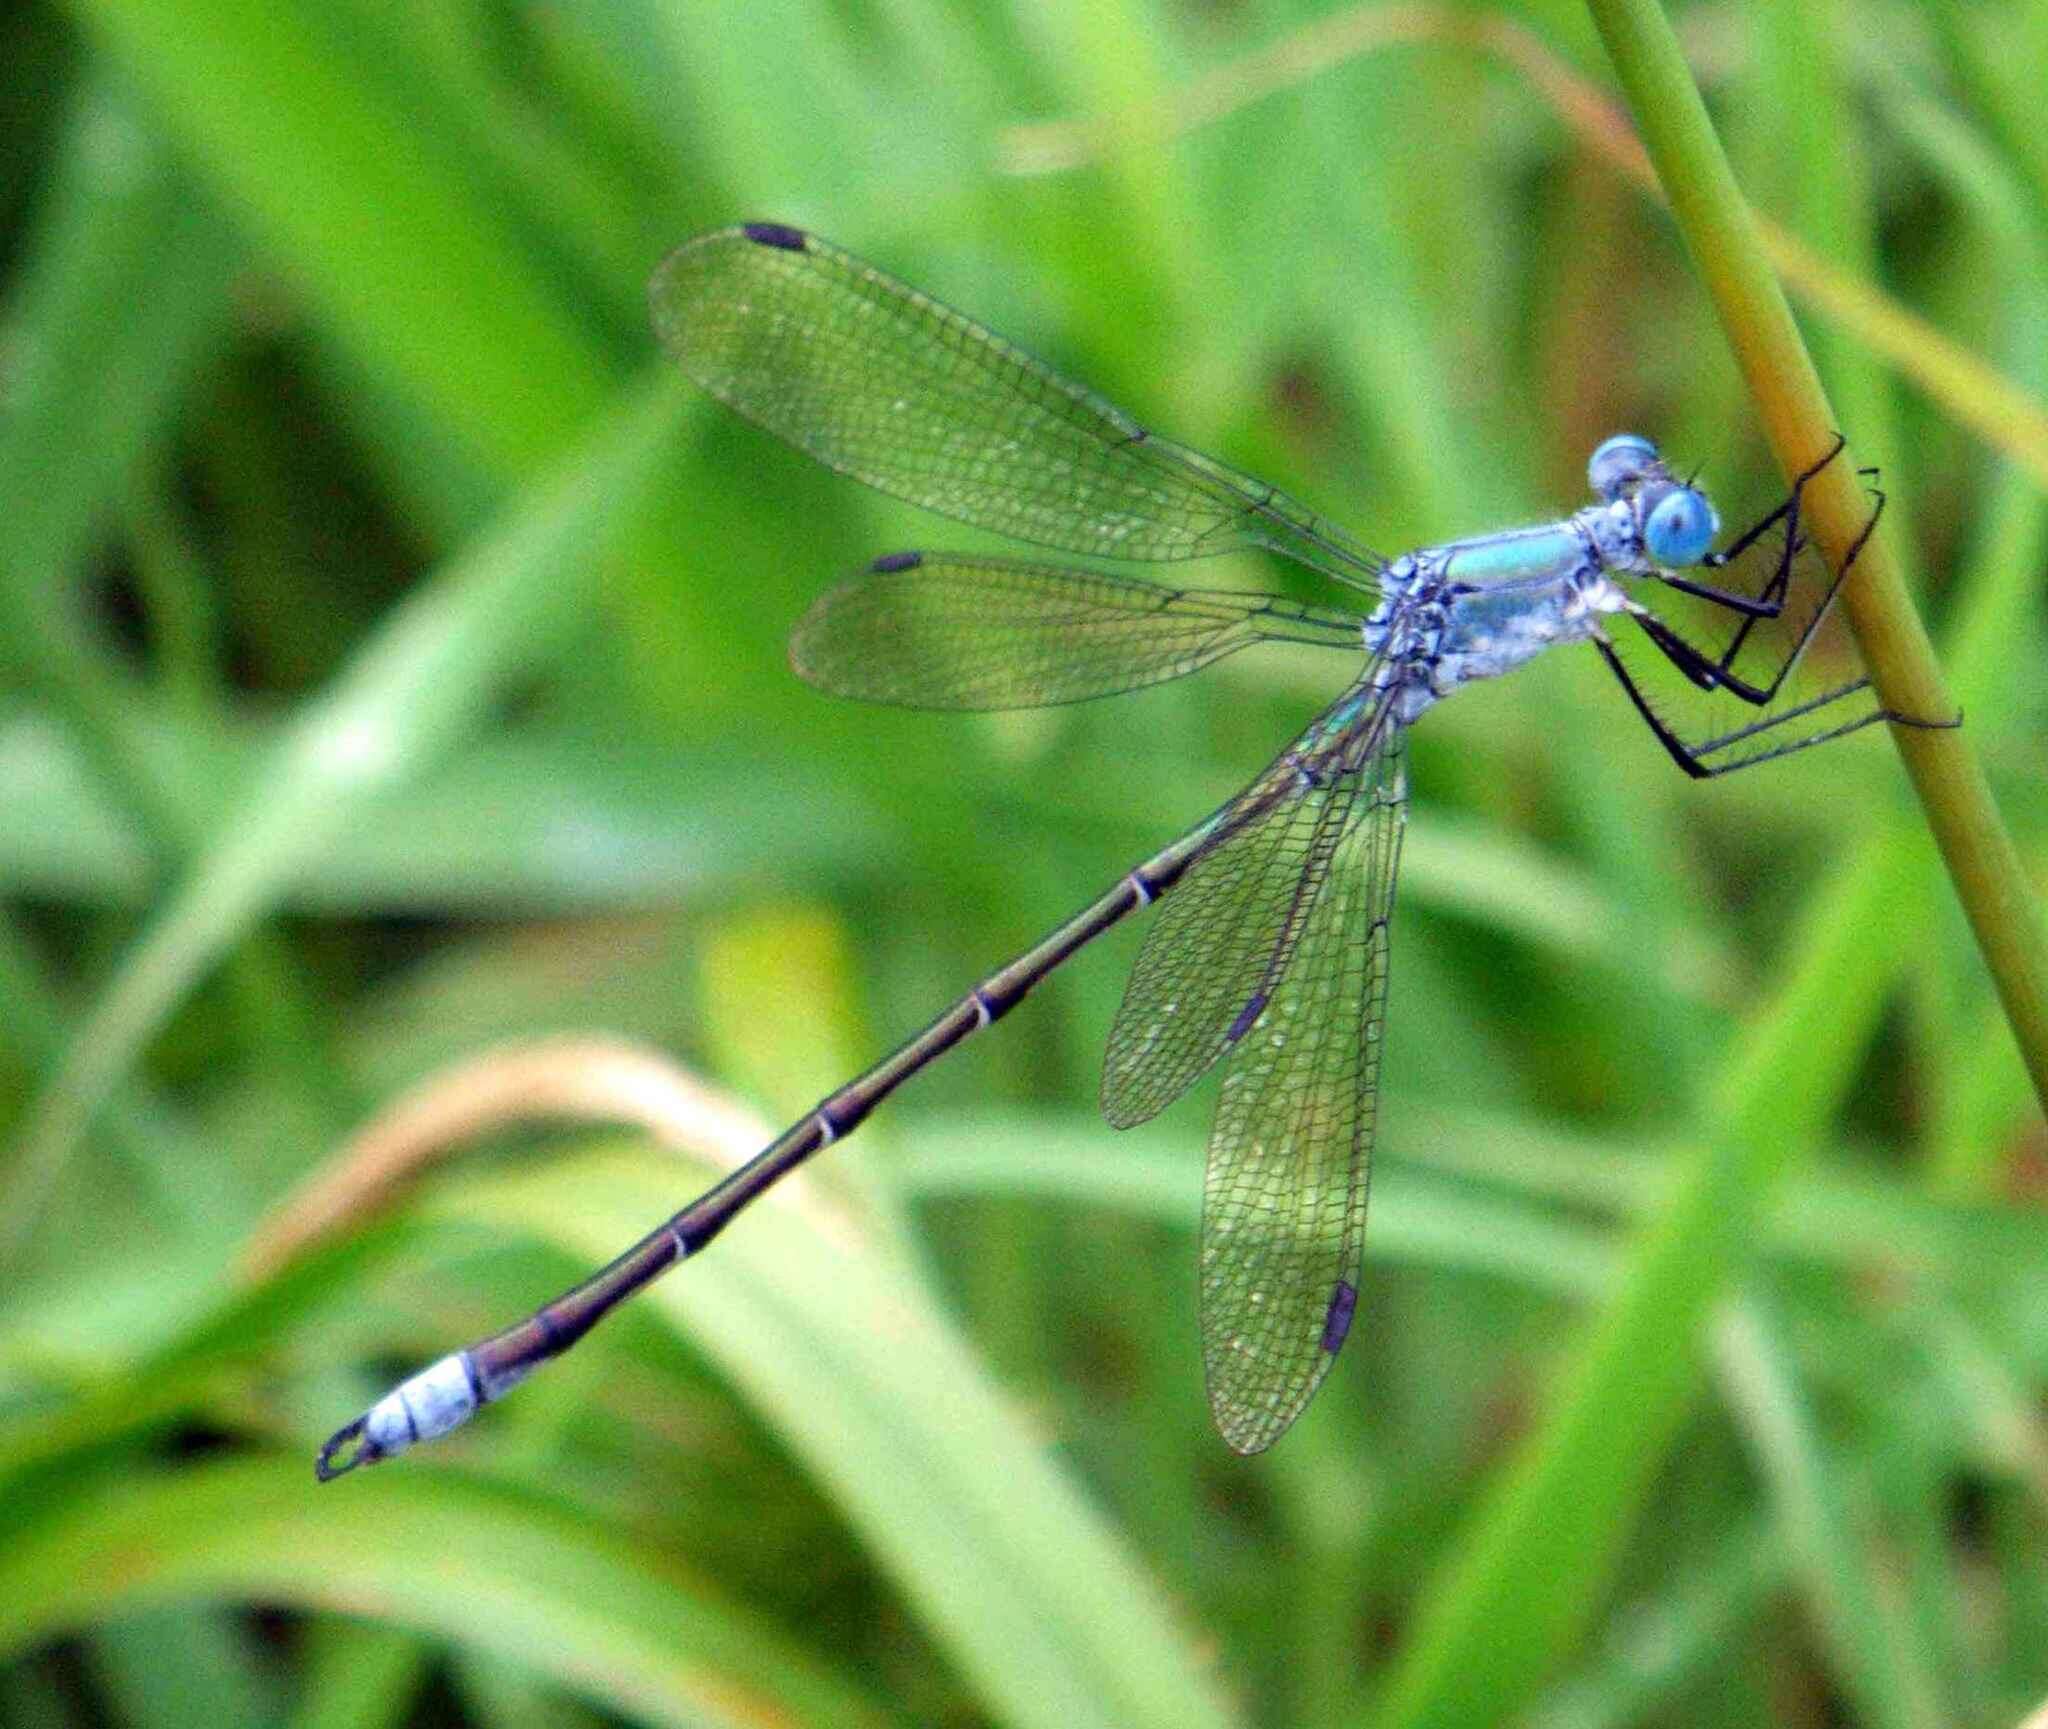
[317,222,1923,1477]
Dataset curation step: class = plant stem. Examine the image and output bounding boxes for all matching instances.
[1585,0,2048,1114]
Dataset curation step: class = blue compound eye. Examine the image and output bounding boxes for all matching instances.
[1588,433,1659,501]
[1644,486,1719,567]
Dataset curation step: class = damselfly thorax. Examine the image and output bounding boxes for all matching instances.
[1371,458,1714,723]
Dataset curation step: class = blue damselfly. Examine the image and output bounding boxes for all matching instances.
[317,223,1932,1477]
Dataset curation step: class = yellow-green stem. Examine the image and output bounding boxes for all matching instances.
[1586,0,2048,1112]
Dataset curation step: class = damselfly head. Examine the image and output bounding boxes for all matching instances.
[1587,433,1662,502]
[1638,481,1720,568]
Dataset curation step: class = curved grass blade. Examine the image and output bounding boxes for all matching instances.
[648,223,1385,586]
[447,1146,1239,1729]
[0,1457,893,1729]
[1202,734,1405,1452]
[9,377,692,1239]
[791,552,1360,710]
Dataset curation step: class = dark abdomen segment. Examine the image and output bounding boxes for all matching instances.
[459,832,1209,1402]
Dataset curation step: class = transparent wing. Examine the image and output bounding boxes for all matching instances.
[1101,680,1387,1129]
[650,224,1385,590]
[1201,736,1405,1453]
[791,553,1362,710]
[1608,464,1885,773]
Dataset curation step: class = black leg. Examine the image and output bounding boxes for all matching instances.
[1595,638,1710,778]
[1630,608,1775,703]
[1689,695,1958,772]
[1599,636,1952,778]
[1612,436,1958,773]
[1602,631,1959,777]
[1654,571,1783,618]
[1693,438,1883,700]
[1698,433,1847,570]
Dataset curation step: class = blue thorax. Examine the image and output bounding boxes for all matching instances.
[1364,434,1718,724]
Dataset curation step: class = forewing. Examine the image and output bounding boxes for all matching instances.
[1101,681,1386,1129]
[791,554,1361,710]
[1201,738,1405,1453]
[650,224,1383,587]
[1614,472,1882,772]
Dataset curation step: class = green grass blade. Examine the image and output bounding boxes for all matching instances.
[87,1605,280,1729]
[436,1144,1239,1729]
[0,76,240,847]
[9,376,690,1241]
[284,1622,428,1729]
[0,1457,895,1729]
[1375,828,1928,1727]
[63,0,614,475]
[1525,1513,1785,1729]
[887,1117,1615,1298]
[1715,1294,1948,1729]
[0,712,881,916]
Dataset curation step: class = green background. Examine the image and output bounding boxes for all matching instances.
[2,0,2045,1725]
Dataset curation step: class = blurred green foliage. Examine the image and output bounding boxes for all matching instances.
[1,0,2045,1726]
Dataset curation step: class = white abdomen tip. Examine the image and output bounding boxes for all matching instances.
[362,1352,479,1457]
